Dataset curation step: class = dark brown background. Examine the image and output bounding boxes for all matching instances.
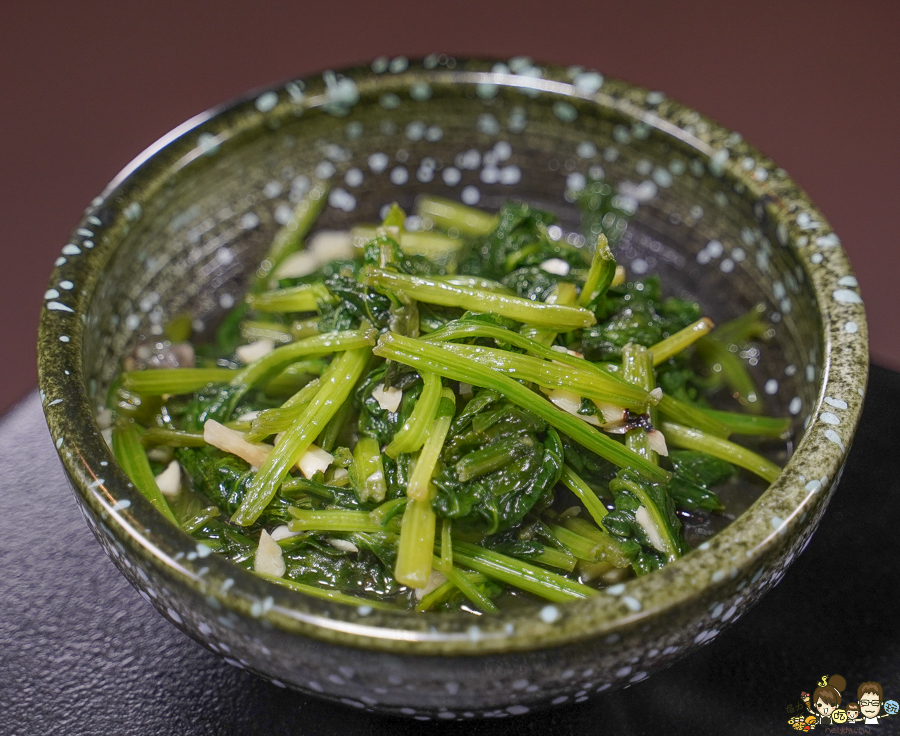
[3,0,898,415]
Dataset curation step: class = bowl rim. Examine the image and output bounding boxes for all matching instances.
[37,56,869,656]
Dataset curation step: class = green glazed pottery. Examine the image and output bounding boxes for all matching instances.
[37,56,868,718]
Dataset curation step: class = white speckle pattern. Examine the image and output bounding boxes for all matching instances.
[344,168,364,187]
[255,91,278,112]
[389,167,409,185]
[833,289,862,304]
[573,71,604,94]
[368,152,389,173]
[824,429,845,450]
[461,185,481,205]
[623,596,642,612]
[442,167,461,186]
[47,301,74,313]
[844,321,859,334]
[789,397,802,415]
[824,396,848,410]
[770,516,783,530]
[499,165,521,185]
[167,607,183,624]
[328,188,357,212]
[764,379,779,395]
[507,705,529,715]
[819,412,840,425]
[539,605,560,623]
[239,212,260,230]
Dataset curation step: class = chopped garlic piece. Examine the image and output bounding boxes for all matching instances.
[592,400,627,427]
[635,505,667,553]
[273,250,319,279]
[540,258,571,276]
[545,388,602,426]
[235,338,276,365]
[254,529,286,577]
[646,429,669,457]
[332,467,349,481]
[414,570,447,600]
[458,382,474,399]
[550,345,584,358]
[372,383,403,413]
[648,387,663,403]
[270,524,302,542]
[154,460,181,497]
[297,444,334,479]
[236,409,262,423]
[326,538,359,553]
[309,230,355,263]
[203,419,273,468]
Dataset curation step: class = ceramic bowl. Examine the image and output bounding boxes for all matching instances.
[37,57,868,719]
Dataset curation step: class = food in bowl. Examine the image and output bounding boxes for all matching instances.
[108,186,788,615]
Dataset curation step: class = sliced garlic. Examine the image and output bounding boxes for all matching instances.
[372,383,403,413]
[414,570,447,600]
[270,524,302,542]
[154,460,182,497]
[593,400,628,427]
[646,429,669,457]
[273,250,319,279]
[235,338,276,365]
[635,505,667,553]
[326,538,359,554]
[297,444,334,479]
[544,388,602,426]
[540,258,571,276]
[309,230,355,263]
[203,419,274,468]
[254,529,286,577]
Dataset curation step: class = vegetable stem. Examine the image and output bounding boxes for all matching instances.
[415,195,499,236]
[394,494,437,589]
[375,333,670,483]
[452,541,596,602]
[363,267,597,330]
[232,348,369,526]
[250,181,329,291]
[385,373,444,459]
[660,421,782,483]
[649,318,715,365]
[406,390,456,498]
[578,234,616,307]
[111,423,178,524]
[560,466,609,528]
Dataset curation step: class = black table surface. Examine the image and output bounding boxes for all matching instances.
[3,365,899,735]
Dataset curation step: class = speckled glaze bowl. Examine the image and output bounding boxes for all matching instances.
[38,57,868,719]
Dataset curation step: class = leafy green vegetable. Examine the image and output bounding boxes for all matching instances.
[109,192,787,616]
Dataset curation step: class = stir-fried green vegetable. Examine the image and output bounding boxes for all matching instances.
[107,189,788,613]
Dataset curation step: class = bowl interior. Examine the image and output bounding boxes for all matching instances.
[85,69,819,449]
